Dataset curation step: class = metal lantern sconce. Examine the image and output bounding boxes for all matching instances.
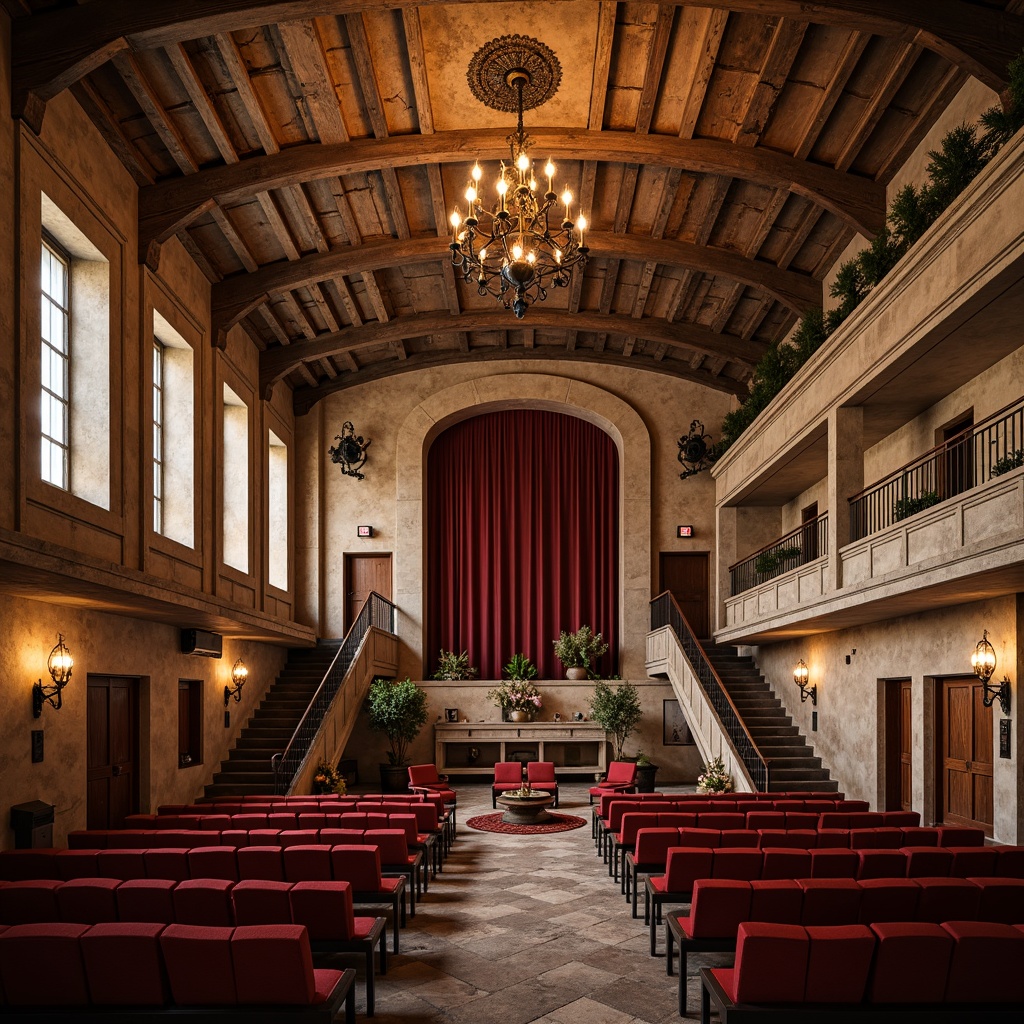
[224,658,248,706]
[33,633,73,717]
[971,630,1011,715]
[794,659,816,705]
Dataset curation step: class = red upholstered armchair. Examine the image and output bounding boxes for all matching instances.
[526,762,559,807]
[492,762,523,807]
[407,765,456,804]
[589,760,637,804]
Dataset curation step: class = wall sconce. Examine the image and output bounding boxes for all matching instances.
[224,658,248,706]
[33,633,73,717]
[971,630,1011,715]
[794,659,816,705]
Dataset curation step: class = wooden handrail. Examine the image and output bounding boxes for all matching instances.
[727,511,828,573]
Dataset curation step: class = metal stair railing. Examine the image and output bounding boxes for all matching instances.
[271,591,397,794]
[651,590,770,791]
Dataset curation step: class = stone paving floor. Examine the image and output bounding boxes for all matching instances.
[328,781,709,1023]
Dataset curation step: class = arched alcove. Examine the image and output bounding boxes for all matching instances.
[395,374,651,677]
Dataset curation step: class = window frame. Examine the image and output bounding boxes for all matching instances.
[40,233,71,491]
[152,338,165,535]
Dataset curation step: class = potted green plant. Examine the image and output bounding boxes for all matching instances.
[366,677,429,792]
[503,652,538,682]
[634,750,660,793]
[553,626,609,680]
[487,680,543,722]
[432,649,478,680]
[588,679,642,760]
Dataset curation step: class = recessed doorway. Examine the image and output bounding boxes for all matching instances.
[659,551,710,640]
[87,676,139,830]
[344,553,393,633]
[936,675,993,835]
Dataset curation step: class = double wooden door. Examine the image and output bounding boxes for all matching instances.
[86,676,139,830]
[660,552,710,639]
[938,676,993,834]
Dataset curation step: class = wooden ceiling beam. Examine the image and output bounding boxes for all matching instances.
[138,129,885,262]
[588,1,617,130]
[212,230,819,335]
[13,0,1023,131]
[291,344,748,413]
[259,308,767,393]
[636,5,675,134]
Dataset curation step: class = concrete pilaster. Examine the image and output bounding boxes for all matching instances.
[827,406,864,592]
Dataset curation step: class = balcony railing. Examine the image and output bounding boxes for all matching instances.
[729,513,829,597]
[849,396,1024,543]
[651,591,769,792]
[272,591,397,794]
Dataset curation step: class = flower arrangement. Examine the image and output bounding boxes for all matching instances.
[312,758,346,795]
[487,679,543,714]
[697,756,732,794]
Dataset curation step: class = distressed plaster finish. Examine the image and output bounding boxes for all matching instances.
[0,12,15,533]
[724,556,828,630]
[751,595,1019,843]
[0,593,288,851]
[339,679,703,786]
[306,363,731,678]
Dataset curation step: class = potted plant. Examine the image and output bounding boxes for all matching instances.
[634,750,660,793]
[487,679,543,722]
[366,677,429,792]
[432,649,478,680]
[503,652,538,682]
[553,626,609,679]
[588,679,642,760]
[311,758,347,795]
[697,755,732,794]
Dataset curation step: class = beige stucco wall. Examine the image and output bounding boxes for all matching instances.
[751,594,1021,844]
[296,362,734,677]
[0,11,14,534]
[340,678,705,786]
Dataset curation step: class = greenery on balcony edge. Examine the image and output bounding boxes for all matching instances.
[717,52,1024,457]
[991,449,1024,476]
[893,491,940,523]
[754,545,801,577]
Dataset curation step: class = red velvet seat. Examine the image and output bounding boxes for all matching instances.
[0,850,58,881]
[588,760,637,804]
[903,845,953,877]
[172,878,235,926]
[283,844,334,883]
[679,878,751,939]
[803,923,876,1003]
[867,921,953,1002]
[54,849,101,879]
[849,827,903,849]
[330,845,406,950]
[160,923,237,1004]
[55,877,120,923]
[942,921,1024,1002]
[279,829,324,848]
[115,878,176,922]
[748,879,802,923]
[0,922,90,1005]
[913,876,982,922]
[526,761,559,807]
[717,829,760,849]
[712,848,762,882]
[80,921,169,1005]
[756,829,815,850]
[96,849,146,879]
[237,845,285,881]
[699,812,745,831]
[231,879,293,925]
[857,878,920,922]
[0,879,61,924]
[188,845,239,881]
[746,812,785,831]
[798,878,861,925]
[492,762,524,808]
[759,847,811,880]
[626,828,680,920]
[677,827,720,849]
[970,876,1024,924]
[143,847,190,881]
[718,921,809,1004]
[231,923,331,1005]
[937,825,985,847]
[808,847,859,878]
[949,846,999,877]
[366,829,424,901]
[997,846,1024,877]
[856,849,908,879]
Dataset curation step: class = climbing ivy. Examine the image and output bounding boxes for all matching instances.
[716,53,1024,457]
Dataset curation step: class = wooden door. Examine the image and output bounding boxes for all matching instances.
[87,676,139,830]
[801,502,819,562]
[344,553,392,631]
[941,414,973,499]
[884,679,912,811]
[660,552,710,639]
[938,676,993,834]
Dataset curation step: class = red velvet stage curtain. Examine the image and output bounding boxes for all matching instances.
[426,409,619,680]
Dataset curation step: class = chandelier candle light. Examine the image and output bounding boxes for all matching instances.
[451,36,589,319]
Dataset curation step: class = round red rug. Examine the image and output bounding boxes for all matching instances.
[465,811,587,835]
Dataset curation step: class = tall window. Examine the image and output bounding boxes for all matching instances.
[40,238,70,489]
[222,384,249,573]
[268,430,288,590]
[152,340,164,534]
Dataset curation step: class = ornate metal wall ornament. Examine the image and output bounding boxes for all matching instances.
[329,422,371,480]
[677,420,719,480]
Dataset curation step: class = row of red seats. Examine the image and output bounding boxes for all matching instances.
[701,920,1024,1020]
[0,876,386,1013]
[643,844,1024,939]
[0,921,356,1021]
[619,825,984,912]
[666,876,1024,1012]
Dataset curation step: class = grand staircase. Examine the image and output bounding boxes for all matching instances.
[703,644,839,793]
[203,643,341,799]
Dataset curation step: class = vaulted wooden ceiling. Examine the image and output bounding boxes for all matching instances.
[8,1,1024,412]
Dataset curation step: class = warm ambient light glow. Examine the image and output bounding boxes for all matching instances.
[971,630,996,682]
[33,633,73,717]
[225,658,248,705]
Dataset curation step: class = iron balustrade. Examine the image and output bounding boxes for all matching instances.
[849,396,1024,543]
[272,591,397,794]
[650,591,770,792]
[729,513,829,597]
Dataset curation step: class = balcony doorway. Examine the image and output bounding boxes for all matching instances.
[939,413,974,500]
[659,552,710,640]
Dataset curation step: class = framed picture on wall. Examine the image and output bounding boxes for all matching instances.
[663,700,694,745]
[445,708,459,723]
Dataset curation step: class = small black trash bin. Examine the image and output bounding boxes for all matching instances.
[10,800,54,849]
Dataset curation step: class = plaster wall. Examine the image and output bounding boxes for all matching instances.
[0,592,288,851]
[751,595,1020,843]
[781,478,828,536]
[340,679,704,786]
[296,363,733,677]
[0,12,14,533]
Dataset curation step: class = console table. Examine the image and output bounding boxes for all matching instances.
[434,721,608,776]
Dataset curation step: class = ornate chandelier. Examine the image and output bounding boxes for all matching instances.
[450,36,589,319]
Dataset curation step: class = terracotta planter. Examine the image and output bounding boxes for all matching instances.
[565,666,588,680]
